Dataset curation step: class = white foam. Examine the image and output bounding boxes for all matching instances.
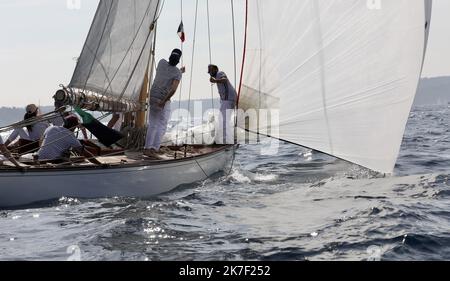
[253,174,279,182]
[230,170,252,184]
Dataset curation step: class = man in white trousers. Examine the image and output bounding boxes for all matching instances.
[208,64,237,144]
[144,49,185,159]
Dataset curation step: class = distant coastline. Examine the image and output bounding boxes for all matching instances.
[1,77,449,127]
[416,76,450,106]
[0,100,218,127]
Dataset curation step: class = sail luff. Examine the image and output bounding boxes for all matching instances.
[145,23,159,124]
[237,0,249,105]
[70,1,106,92]
[238,0,432,173]
[79,1,115,93]
[69,0,116,95]
[423,0,433,63]
[116,20,155,101]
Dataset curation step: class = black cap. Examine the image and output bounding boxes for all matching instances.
[64,115,80,130]
[171,49,182,57]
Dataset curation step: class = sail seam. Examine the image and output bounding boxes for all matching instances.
[312,0,334,155]
[81,0,115,93]
[118,0,162,101]
[100,1,157,99]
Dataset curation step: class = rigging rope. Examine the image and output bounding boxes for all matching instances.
[227,0,248,177]
[98,1,157,98]
[237,0,249,105]
[15,111,113,157]
[175,0,184,146]
[81,2,115,93]
[230,0,238,88]
[90,0,163,111]
[4,108,232,172]
[185,0,200,143]
[0,109,64,134]
[143,18,160,127]
[2,1,244,173]
[117,0,163,102]
[226,0,238,177]
[206,0,215,111]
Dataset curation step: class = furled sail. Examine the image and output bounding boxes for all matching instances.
[238,0,432,173]
[69,0,161,102]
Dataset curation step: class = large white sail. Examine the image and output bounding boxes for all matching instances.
[239,0,432,173]
[69,0,161,101]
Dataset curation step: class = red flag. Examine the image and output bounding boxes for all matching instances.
[177,21,185,43]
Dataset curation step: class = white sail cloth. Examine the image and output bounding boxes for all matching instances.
[239,0,432,173]
[70,0,160,101]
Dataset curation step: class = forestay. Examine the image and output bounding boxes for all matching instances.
[239,0,432,173]
[69,0,161,102]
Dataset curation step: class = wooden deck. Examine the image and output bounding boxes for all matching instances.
[0,145,235,170]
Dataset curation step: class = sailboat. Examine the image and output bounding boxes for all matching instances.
[0,0,432,208]
[0,0,235,208]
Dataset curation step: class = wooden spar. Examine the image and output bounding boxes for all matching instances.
[135,22,157,128]
[54,89,141,113]
[135,66,149,128]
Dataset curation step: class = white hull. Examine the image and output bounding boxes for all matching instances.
[0,146,235,209]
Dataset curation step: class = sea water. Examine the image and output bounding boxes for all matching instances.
[0,105,449,261]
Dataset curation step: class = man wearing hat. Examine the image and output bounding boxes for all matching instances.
[50,99,89,140]
[208,64,237,144]
[4,104,49,153]
[37,116,101,165]
[144,49,185,158]
[26,104,38,116]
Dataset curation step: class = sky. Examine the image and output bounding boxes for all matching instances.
[0,0,449,107]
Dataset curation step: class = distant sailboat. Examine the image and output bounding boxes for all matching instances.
[0,0,432,208]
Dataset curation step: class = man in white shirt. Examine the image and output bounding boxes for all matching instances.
[144,49,185,158]
[37,116,101,165]
[4,104,49,150]
[0,135,23,168]
[208,64,237,144]
[50,100,89,139]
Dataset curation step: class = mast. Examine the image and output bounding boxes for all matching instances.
[135,66,150,128]
[136,23,158,129]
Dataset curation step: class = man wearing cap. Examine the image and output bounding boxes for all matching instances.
[0,135,23,169]
[4,104,49,152]
[208,65,237,144]
[37,116,101,165]
[144,49,185,158]
[50,100,89,140]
